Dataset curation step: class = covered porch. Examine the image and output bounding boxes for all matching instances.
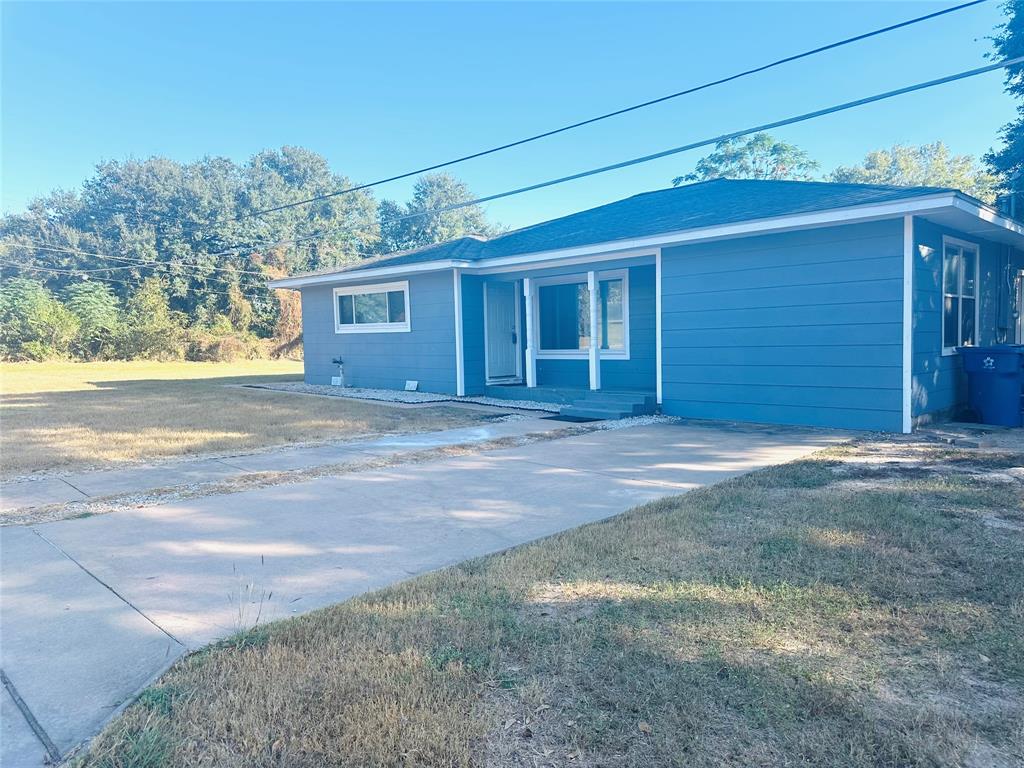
[458,254,659,416]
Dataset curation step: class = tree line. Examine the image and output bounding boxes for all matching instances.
[0,148,499,361]
[2,1,1020,363]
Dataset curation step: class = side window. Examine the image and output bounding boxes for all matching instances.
[334,282,410,333]
[941,239,978,353]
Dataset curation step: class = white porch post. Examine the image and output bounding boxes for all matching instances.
[453,268,465,397]
[588,270,601,391]
[655,249,663,405]
[523,277,537,388]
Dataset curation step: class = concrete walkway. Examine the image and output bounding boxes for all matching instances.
[0,415,557,513]
[0,421,843,766]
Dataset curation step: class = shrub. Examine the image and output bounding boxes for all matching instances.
[65,281,123,360]
[0,278,79,360]
[117,278,185,360]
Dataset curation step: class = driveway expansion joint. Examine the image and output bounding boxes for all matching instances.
[30,529,185,648]
[58,478,89,497]
[1,670,61,764]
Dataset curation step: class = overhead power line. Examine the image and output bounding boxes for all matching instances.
[246,0,989,218]
[250,55,1024,259]
[19,241,271,277]
[0,259,265,300]
[18,235,381,267]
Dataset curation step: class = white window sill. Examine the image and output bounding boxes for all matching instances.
[536,350,629,361]
[335,323,411,334]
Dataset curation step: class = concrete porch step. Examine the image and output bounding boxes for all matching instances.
[558,390,657,421]
[581,391,657,409]
[559,405,637,420]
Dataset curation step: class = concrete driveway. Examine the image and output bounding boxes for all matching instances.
[0,421,843,766]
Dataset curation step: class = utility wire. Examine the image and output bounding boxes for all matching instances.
[0,259,266,299]
[255,56,1024,260]
[18,236,381,265]
[18,241,271,277]
[246,0,989,218]
[0,259,247,298]
[7,1,986,260]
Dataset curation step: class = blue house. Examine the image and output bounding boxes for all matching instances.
[270,179,1024,433]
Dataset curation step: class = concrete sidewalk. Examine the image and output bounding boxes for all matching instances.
[0,415,556,513]
[0,421,844,766]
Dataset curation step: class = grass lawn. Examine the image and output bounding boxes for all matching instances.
[79,439,1024,768]
[0,360,494,479]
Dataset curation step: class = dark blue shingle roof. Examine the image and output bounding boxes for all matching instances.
[300,179,955,277]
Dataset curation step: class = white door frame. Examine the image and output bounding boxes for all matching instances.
[483,280,523,384]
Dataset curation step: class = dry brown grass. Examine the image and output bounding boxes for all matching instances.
[78,439,1024,768]
[0,360,493,479]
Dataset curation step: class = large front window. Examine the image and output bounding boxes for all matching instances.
[942,238,978,353]
[536,272,627,357]
[334,281,410,333]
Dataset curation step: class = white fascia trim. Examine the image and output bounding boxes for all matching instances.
[952,196,1024,238]
[902,215,913,435]
[270,259,473,289]
[271,193,965,289]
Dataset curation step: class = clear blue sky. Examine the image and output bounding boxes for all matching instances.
[0,1,1012,229]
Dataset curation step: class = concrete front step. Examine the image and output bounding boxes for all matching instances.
[559,405,637,420]
[559,390,657,420]
[581,393,657,409]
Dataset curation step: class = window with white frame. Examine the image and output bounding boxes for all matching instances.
[334,281,410,333]
[941,238,978,353]
[536,271,628,357]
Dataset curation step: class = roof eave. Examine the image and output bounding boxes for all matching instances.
[268,259,474,290]
[269,191,1024,289]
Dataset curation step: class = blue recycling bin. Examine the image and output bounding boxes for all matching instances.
[957,345,1024,427]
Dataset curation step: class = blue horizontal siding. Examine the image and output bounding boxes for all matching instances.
[661,220,904,432]
[300,270,457,393]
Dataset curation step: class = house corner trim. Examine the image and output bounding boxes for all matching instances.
[902,215,914,434]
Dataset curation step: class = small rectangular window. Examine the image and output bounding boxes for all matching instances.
[941,239,979,353]
[334,282,410,333]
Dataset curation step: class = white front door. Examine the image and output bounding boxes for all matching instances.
[485,281,520,381]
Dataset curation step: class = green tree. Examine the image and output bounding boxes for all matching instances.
[65,281,123,359]
[986,0,1024,193]
[0,278,79,360]
[378,173,499,253]
[831,142,997,202]
[0,146,379,342]
[118,277,184,360]
[673,133,819,185]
